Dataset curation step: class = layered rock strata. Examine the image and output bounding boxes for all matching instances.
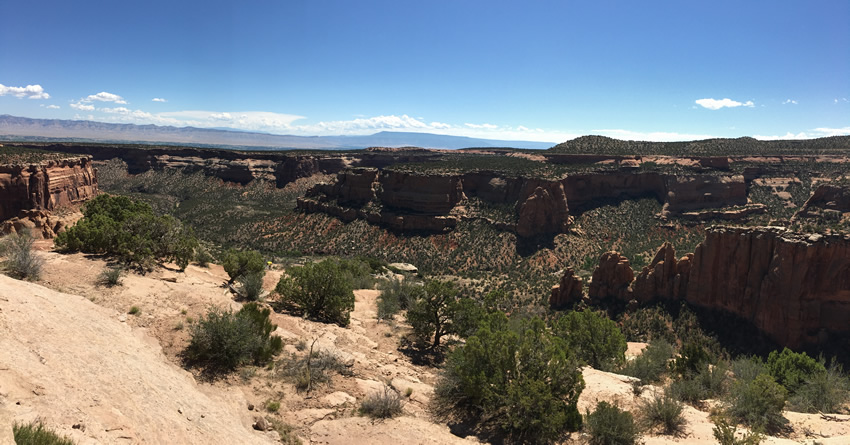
[0,157,97,222]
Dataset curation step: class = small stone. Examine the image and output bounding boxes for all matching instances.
[177,408,183,414]
[247,403,255,411]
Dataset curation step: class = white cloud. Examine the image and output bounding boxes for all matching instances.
[695,98,755,110]
[465,123,499,129]
[593,129,717,142]
[152,97,167,102]
[42,104,60,109]
[782,99,798,105]
[84,92,127,104]
[70,102,95,111]
[835,98,848,104]
[0,84,50,99]
[753,127,850,140]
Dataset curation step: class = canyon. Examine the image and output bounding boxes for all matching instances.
[0,156,97,222]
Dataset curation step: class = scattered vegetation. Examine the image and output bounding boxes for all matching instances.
[789,358,850,414]
[553,309,627,372]
[128,305,141,315]
[434,314,584,443]
[13,421,76,445]
[183,303,283,375]
[236,271,265,301]
[406,280,460,348]
[765,347,826,394]
[584,401,639,445]
[620,340,673,384]
[275,259,356,326]
[222,248,265,285]
[726,373,787,433]
[278,341,348,393]
[376,276,423,320]
[0,232,44,280]
[55,194,198,271]
[639,392,686,436]
[360,385,403,419]
[712,416,764,445]
[97,265,124,287]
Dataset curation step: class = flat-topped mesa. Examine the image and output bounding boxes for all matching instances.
[587,226,850,348]
[0,157,98,222]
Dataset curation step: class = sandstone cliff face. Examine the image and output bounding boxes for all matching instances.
[590,227,850,348]
[662,175,747,216]
[380,171,465,214]
[550,267,583,308]
[685,226,850,348]
[0,157,97,222]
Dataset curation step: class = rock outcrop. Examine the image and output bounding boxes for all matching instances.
[0,209,82,239]
[0,157,97,222]
[587,252,634,301]
[794,184,850,223]
[632,243,691,303]
[550,267,583,308]
[516,181,571,238]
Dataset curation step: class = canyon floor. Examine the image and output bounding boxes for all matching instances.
[1,242,849,444]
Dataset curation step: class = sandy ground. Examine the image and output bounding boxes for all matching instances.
[2,242,849,444]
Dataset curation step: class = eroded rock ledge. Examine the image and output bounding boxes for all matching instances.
[298,167,746,237]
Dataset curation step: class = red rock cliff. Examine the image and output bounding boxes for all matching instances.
[685,226,850,348]
[0,157,98,221]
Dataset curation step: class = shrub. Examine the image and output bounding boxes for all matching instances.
[585,401,639,445]
[731,356,766,384]
[553,310,627,372]
[727,373,787,433]
[222,248,265,285]
[620,305,676,344]
[55,194,197,271]
[640,393,686,436]
[266,400,281,412]
[128,305,141,315]
[268,419,302,445]
[237,271,266,301]
[279,342,348,393]
[712,417,764,445]
[194,245,213,267]
[766,347,826,394]
[338,258,374,289]
[183,303,283,374]
[360,385,403,419]
[621,340,673,384]
[13,421,75,445]
[376,277,424,320]
[275,259,355,326]
[670,341,712,378]
[789,359,850,413]
[668,361,729,404]
[406,280,460,348]
[97,266,123,287]
[0,233,43,280]
[434,314,584,443]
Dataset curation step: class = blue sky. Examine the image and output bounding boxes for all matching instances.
[1,0,848,142]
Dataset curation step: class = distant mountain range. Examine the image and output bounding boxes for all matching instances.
[0,115,555,150]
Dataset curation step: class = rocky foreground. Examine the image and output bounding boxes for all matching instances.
[2,247,850,444]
